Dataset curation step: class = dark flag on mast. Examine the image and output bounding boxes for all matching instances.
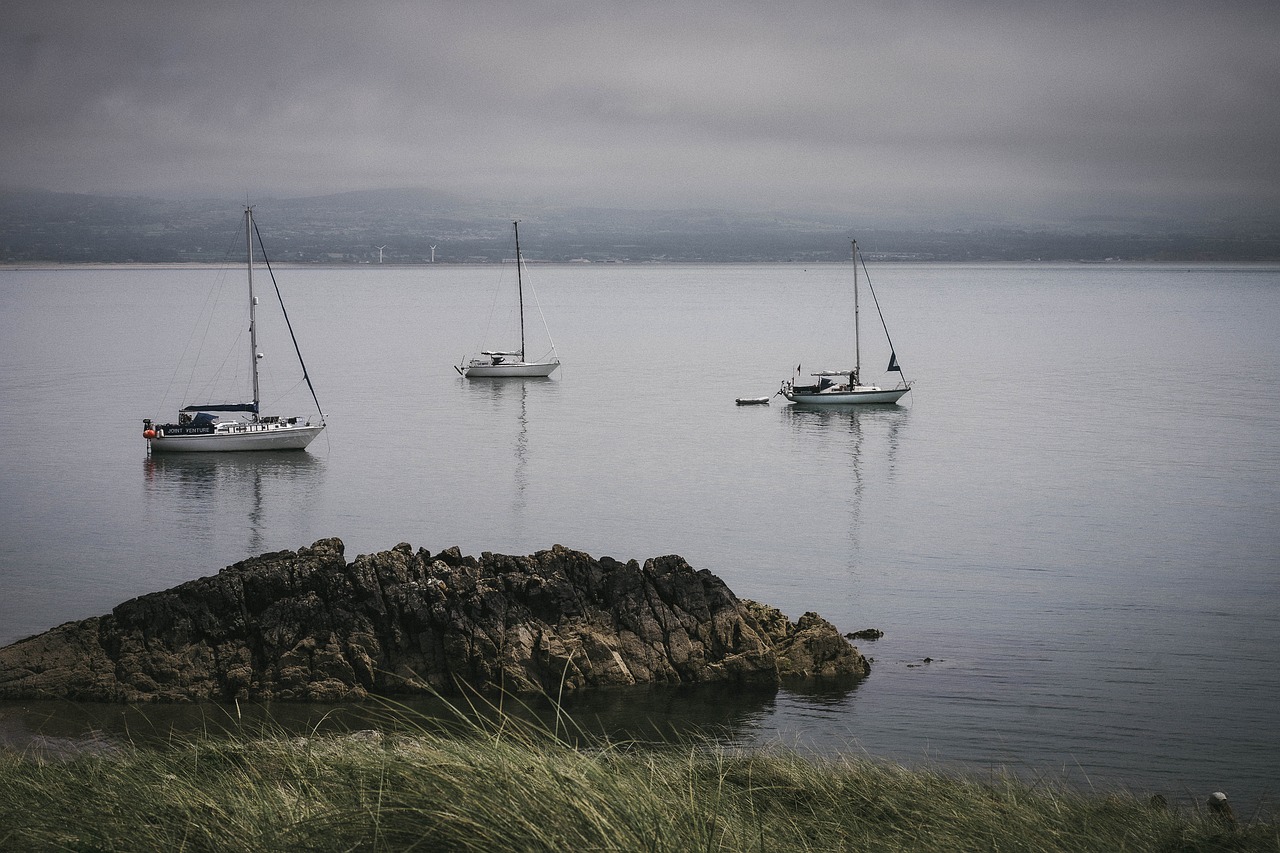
[887,351,901,372]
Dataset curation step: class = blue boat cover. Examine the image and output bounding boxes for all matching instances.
[181,403,257,414]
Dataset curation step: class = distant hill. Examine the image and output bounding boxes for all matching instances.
[2,187,1278,263]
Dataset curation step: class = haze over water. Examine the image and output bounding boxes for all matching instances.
[2,260,1277,814]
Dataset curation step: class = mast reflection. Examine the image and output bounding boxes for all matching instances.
[143,451,324,555]
[779,405,910,558]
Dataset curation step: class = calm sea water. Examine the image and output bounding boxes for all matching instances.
[2,260,1278,813]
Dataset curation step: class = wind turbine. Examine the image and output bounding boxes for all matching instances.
[430,245,437,263]
[375,245,387,263]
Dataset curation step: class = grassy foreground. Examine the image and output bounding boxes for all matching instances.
[1,703,1275,852]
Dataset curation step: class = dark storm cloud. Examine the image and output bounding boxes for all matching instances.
[3,0,1278,223]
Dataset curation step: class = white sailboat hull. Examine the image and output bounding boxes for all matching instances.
[148,422,324,453]
[783,386,910,405]
[462,360,559,378]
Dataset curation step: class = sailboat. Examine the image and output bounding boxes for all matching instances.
[143,207,326,452]
[780,238,912,405]
[456,221,560,378]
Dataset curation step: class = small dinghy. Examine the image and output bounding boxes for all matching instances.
[735,396,771,406]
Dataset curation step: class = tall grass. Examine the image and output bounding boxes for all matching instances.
[1,697,1275,852]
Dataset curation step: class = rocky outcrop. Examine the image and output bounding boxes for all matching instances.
[0,539,869,703]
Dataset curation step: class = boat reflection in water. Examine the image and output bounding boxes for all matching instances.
[781,404,909,479]
[143,451,325,557]
[780,404,910,567]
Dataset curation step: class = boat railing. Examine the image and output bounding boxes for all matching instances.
[212,419,309,434]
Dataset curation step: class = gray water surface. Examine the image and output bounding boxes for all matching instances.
[2,261,1277,813]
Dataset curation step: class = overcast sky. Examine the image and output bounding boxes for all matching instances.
[4,0,1278,225]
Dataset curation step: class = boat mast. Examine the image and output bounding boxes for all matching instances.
[514,220,525,362]
[509,217,524,361]
[246,207,260,416]
[852,238,860,386]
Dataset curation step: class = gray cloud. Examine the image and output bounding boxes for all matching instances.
[3,0,1278,224]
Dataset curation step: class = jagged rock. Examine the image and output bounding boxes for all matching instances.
[0,540,870,703]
